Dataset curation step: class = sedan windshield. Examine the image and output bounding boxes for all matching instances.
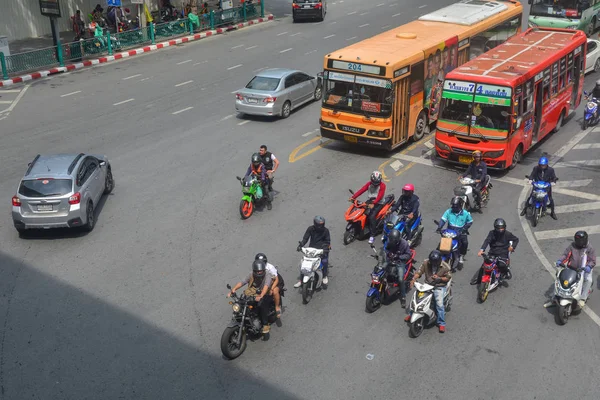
[530,0,582,18]
[246,76,280,91]
[18,179,73,198]
[322,72,393,118]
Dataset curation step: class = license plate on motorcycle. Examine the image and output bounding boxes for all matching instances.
[37,204,53,211]
[458,155,473,164]
[344,135,358,143]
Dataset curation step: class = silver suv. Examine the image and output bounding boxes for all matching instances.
[11,153,114,236]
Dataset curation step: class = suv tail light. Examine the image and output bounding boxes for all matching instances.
[292,3,300,8]
[263,97,276,103]
[12,196,21,207]
[69,192,81,205]
[314,2,322,8]
[235,93,243,100]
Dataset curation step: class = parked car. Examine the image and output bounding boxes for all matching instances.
[234,68,322,119]
[292,0,327,22]
[11,153,114,236]
[586,38,600,74]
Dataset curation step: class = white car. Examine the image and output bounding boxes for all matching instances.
[585,38,600,74]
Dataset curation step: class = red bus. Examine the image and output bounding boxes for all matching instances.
[435,27,587,169]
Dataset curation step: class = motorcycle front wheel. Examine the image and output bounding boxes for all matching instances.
[409,318,424,338]
[583,119,588,130]
[302,280,314,304]
[239,200,254,219]
[555,304,568,325]
[343,229,356,245]
[220,326,247,360]
[532,207,539,227]
[477,281,489,303]
[365,294,381,313]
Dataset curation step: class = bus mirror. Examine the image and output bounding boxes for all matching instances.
[501,111,508,117]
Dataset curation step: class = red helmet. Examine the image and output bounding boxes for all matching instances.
[402,183,414,192]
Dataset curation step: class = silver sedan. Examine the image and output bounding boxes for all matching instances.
[234,68,322,119]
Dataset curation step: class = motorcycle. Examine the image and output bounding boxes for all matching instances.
[82,23,121,54]
[432,219,462,272]
[523,176,557,227]
[407,277,453,338]
[343,189,395,245]
[548,263,592,325]
[236,174,269,219]
[477,247,511,304]
[298,245,326,304]
[365,244,416,313]
[582,92,599,129]
[382,211,423,248]
[221,283,279,359]
[453,175,492,211]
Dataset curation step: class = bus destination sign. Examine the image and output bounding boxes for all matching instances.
[329,60,384,76]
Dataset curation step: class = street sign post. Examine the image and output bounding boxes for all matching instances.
[39,0,61,17]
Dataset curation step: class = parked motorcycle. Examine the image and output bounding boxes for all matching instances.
[298,245,326,304]
[236,174,268,219]
[454,175,492,211]
[343,189,395,245]
[477,247,511,304]
[582,91,599,129]
[221,283,279,359]
[548,264,592,325]
[407,277,453,338]
[433,219,462,272]
[382,211,423,248]
[365,244,416,313]
[523,176,557,227]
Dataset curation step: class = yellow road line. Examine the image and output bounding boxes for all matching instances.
[378,159,393,182]
[288,137,333,163]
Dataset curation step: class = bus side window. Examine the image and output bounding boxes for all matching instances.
[559,56,566,90]
[567,52,574,84]
[514,90,523,131]
[523,81,534,116]
[551,62,559,96]
[543,68,550,102]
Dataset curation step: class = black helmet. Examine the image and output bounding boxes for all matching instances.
[251,153,261,167]
[252,259,266,280]
[255,253,267,263]
[314,215,326,230]
[493,218,506,233]
[574,231,588,249]
[451,197,463,213]
[387,229,402,248]
[429,250,442,269]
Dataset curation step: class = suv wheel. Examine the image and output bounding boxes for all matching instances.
[84,202,95,232]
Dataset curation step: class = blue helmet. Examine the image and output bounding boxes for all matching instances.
[538,156,548,166]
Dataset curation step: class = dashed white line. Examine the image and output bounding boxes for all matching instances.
[227,64,243,70]
[280,48,293,53]
[376,3,384,6]
[381,25,390,30]
[305,50,317,55]
[330,21,337,24]
[123,74,141,80]
[347,11,357,15]
[140,77,150,81]
[220,114,235,122]
[253,67,268,72]
[60,90,81,97]
[324,34,335,39]
[113,98,134,106]
[359,23,369,28]
[392,12,402,17]
[193,60,208,65]
[290,32,302,37]
[359,12,369,15]
[175,80,194,87]
[172,106,194,115]
[347,36,357,41]
[231,44,244,49]
[245,45,258,50]
[277,31,289,36]
[176,59,192,65]
[419,4,427,8]
[238,120,251,126]
[389,3,397,6]
[302,129,319,137]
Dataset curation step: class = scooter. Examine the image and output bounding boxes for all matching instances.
[433,219,462,272]
[582,91,599,129]
[453,175,492,212]
[298,245,325,304]
[546,263,593,325]
[365,244,416,313]
[382,211,423,248]
[477,246,511,304]
[343,189,395,245]
[523,176,557,227]
[407,278,453,338]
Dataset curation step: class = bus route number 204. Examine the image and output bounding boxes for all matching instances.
[347,63,362,71]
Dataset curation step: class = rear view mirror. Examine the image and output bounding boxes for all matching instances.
[99,161,106,167]
[501,111,509,117]
[226,284,231,289]
[433,219,439,225]
[348,189,355,195]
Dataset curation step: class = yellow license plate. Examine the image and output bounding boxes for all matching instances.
[458,155,473,164]
[344,135,358,143]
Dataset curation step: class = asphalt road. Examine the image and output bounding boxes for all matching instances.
[1,0,600,399]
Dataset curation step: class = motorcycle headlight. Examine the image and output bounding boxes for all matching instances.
[232,303,241,313]
[534,191,546,200]
[417,291,425,298]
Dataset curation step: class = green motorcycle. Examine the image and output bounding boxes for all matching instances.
[236,175,267,219]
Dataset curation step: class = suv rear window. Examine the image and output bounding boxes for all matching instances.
[246,76,280,91]
[18,179,73,198]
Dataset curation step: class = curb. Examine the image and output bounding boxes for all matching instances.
[0,14,274,88]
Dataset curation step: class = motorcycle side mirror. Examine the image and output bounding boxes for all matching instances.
[433,219,440,225]
[584,91,588,95]
[348,189,355,195]
[226,284,231,289]
[525,175,530,179]
[236,176,241,180]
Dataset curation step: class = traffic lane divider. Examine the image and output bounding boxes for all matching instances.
[0,15,274,88]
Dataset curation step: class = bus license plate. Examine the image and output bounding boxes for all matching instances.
[344,135,358,143]
[458,155,472,164]
[37,204,53,211]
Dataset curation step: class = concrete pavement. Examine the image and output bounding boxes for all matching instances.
[1,0,600,399]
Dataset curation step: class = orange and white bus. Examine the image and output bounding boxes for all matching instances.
[319,0,523,151]
[435,27,587,169]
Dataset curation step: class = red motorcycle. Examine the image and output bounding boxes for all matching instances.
[343,189,395,245]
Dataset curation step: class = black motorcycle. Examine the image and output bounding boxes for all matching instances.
[221,284,280,359]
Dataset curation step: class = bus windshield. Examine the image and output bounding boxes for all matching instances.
[322,71,393,118]
[530,0,583,19]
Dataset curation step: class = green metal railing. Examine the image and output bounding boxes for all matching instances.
[1,1,267,80]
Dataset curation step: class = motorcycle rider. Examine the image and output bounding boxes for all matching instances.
[258,145,279,191]
[350,171,387,244]
[244,153,272,210]
[294,216,331,287]
[437,197,473,268]
[405,250,452,333]
[255,253,284,318]
[592,79,600,100]
[459,150,487,211]
[471,218,519,285]
[387,183,420,242]
[556,231,596,308]
[383,229,413,307]
[520,156,558,220]
[227,259,274,334]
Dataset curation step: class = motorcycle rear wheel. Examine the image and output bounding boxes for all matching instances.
[583,119,588,130]
[239,200,254,219]
[343,230,356,245]
[365,295,381,313]
[555,304,568,325]
[302,281,313,304]
[220,326,247,360]
[409,319,424,338]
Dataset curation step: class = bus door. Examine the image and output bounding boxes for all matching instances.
[532,80,544,144]
[393,77,410,145]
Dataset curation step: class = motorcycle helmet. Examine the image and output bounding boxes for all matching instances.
[402,183,414,197]
[251,153,262,168]
[450,196,463,213]
[255,253,267,263]
[429,250,442,270]
[387,229,402,249]
[574,231,588,249]
[493,218,506,235]
[538,156,548,168]
[314,215,326,230]
[252,259,267,280]
[472,150,482,161]
[370,171,382,186]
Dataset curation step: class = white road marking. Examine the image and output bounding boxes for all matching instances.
[554,201,600,214]
[123,74,141,80]
[553,159,600,168]
[140,77,150,81]
[347,11,357,15]
[227,64,243,70]
[231,44,244,49]
[330,21,337,24]
[172,106,194,115]
[238,120,251,126]
[390,160,403,171]
[392,12,402,17]
[305,50,317,55]
[376,3,385,6]
[347,36,357,41]
[573,143,600,149]
[280,48,293,53]
[419,4,428,8]
[324,34,335,39]
[0,89,21,93]
[424,140,434,149]
[245,45,258,50]
[60,90,81,97]
[0,83,29,114]
[535,225,600,240]
[550,125,594,162]
[359,23,369,28]
[290,32,302,37]
[389,3,397,6]
[284,13,291,16]
[113,98,134,106]
[220,114,235,121]
[277,31,289,36]
[302,129,319,137]
[193,60,208,65]
[381,25,390,29]
[175,80,193,87]
[253,67,268,72]
[554,179,593,188]
[360,12,369,15]
[176,59,192,65]
[0,101,12,104]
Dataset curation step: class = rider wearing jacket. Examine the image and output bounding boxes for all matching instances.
[259,145,279,191]
[557,231,596,308]
[437,197,473,267]
[294,216,331,287]
[460,150,487,210]
[521,156,558,219]
[471,218,519,285]
[350,171,387,244]
[388,183,420,241]
[383,229,412,307]
[245,153,272,210]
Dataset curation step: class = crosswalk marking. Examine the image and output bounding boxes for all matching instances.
[573,143,600,149]
[554,201,600,214]
[535,225,600,240]
[553,159,600,168]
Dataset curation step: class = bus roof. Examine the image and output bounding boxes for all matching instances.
[325,0,522,73]
[446,28,587,83]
